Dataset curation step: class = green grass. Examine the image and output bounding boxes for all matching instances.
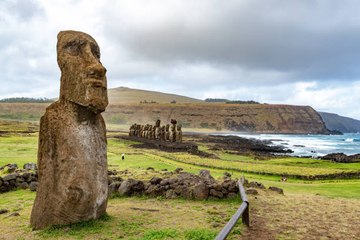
[1,133,360,198]
[0,190,242,240]
[0,134,38,168]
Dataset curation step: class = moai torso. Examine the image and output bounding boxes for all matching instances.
[176,125,183,143]
[154,120,161,139]
[31,31,108,230]
[170,124,177,142]
[160,126,166,141]
[165,124,170,141]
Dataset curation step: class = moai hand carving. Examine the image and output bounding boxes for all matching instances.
[30,31,108,230]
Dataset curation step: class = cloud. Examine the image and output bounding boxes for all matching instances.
[0,0,360,119]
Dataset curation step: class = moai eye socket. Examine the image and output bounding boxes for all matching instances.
[64,40,85,56]
[91,44,100,59]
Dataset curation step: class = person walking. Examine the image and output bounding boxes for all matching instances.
[122,153,125,161]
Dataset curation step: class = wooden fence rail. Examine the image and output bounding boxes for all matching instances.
[215,179,250,240]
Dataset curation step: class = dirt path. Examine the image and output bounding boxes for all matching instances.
[240,190,360,240]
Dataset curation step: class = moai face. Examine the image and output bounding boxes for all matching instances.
[177,125,182,131]
[166,124,170,131]
[57,30,108,114]
[155,120,161,127]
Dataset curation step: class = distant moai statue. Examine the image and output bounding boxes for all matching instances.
[134,124,139,137]
[139,125,145,137]
[165,124,170,141]
[160,125,166,141]
[129,123,136,136]
[154,120,161,139]
[176,124,183,143]
[30,31,108,230]
[170,119,177,142]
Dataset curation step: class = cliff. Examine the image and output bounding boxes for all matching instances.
[104,103,330,134]
[319,112,360,133]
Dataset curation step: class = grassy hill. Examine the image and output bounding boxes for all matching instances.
[0,87,330,134]
[108,87,203,104]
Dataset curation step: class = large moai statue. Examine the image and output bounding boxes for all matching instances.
[30,31,109,230]
[170,119,177,142]
[165,124,170,141]
[154,120,161,139]
[160,126,166,141]
[176,124,183,143]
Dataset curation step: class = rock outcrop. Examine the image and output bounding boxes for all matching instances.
[30,30,108,230]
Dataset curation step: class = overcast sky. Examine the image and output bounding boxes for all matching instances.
[1,0,360,119]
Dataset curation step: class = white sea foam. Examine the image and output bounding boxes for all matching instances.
[221,133,360,157]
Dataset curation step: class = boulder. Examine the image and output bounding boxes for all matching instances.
[118,179,144,196]
[6,164,18,173]
[165,189,178,199]
[209,189,223,198]
[269,186,284,194]
[245,188,258,195]
[3,173,18,182]
[19,182,29,190]
[23,163,37,170]
[29,182,38,191]
[150,177,162,185]
[193,182,209,200]
[248,181,266,189]
[108,181,122,195]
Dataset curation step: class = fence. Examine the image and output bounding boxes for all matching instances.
[215,178,250,240]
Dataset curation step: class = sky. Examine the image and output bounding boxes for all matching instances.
[1,0,360,119]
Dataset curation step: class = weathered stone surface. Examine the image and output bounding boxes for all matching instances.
[30,30,108,230]
[29,182,38,192]
[209,189,223,198]
[3,174,18,182]
[23,163,37,170]
[193,182,209,200]
[150,177,162,185]
[269,186,284,194]
[118,179,144,196]
[19,182,29,190]
[248,181,266,189]
[245,188,259,195]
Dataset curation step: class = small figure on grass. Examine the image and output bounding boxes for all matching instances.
[122,153,125,161]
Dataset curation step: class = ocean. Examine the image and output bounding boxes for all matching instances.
[223,133,360,157]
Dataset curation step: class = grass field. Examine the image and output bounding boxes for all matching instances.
[1,121,360,239]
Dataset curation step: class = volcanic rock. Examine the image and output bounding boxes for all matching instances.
[30,31,109,230]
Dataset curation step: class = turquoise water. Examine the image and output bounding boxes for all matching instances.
[227,133,360,157]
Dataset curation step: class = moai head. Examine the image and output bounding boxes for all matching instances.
[177,124,182,131]
[57,30,108,114]
[166,124,170,131]
[155,119,161,127]
[171,119,177,125]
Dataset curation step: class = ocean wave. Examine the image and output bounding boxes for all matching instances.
[344,138,360,142]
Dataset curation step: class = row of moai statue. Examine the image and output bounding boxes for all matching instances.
[129,119,182,143]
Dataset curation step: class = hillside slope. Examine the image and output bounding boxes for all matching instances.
[108,87,203,104]
[319,112,360,133]
[104,103,329,134]
[0,87,330,134]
